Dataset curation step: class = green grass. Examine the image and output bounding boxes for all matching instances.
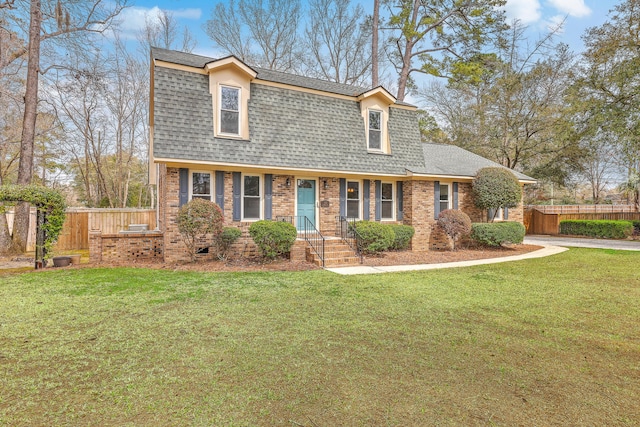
[1,248,639,426]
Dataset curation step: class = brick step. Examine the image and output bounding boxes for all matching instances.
[305,243,360,267]
[315,256,361,267]
[323,249,358,258]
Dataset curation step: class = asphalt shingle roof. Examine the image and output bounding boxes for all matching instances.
[151,47,535,181]
[413,144,535,181]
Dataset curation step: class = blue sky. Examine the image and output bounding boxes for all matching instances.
[122,0,620,58]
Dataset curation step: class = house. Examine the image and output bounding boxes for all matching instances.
[146,47,534,264]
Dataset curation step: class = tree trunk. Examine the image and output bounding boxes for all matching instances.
[12,0,41,253]
[0,209,14,255]
[372,0,379,88]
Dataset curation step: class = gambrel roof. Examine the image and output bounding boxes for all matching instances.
[151,47,535,182]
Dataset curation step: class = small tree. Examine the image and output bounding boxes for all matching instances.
[472,167,522,222]
[176,199,224,262]
[437,209,472,250]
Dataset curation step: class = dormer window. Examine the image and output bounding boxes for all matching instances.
[368,110,382,151]
[220,86,240,135]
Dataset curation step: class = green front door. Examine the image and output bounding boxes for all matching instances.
[297,179,316,231]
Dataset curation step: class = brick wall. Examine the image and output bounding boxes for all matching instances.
[403,180,434,252]
[89,231,164,263]
[319,177,340,235]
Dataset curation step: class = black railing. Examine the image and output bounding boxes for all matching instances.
[336,216,364,264]
[276,215,325,267]
[304,216,325,267]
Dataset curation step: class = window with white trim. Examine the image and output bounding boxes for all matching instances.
[242,174,261,220]
[347,181,360,219]
[439,183,451,213]
[220,85,240,135]
[368,110,382,150]
[381,182,394,220]
[190,171,212,201]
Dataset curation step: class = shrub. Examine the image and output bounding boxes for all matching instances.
[176,199,224,261]
[437,209,472,250]
[471,222,525,247]
[633,221,640,236]
[472,167,522,222]
[216,227,242,260]
[249,220,297,259]
[559,220,634,239]
[352,220,395,254]
[388,224,415,250]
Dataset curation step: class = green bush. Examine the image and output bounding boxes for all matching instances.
[216,227,242,260]
[472,167,522,222]
[470,222,525,247]
[559,220,634,239]
[632,221,640,235]
[437,209,472,250]
[249,220,297,259]
[388,224,415,250]
[353,220,395,253]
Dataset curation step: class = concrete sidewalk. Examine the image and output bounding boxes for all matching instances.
[326,245,568,275]
[524,235,640,251]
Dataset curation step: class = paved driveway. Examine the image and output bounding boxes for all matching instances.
[524,235,640,251]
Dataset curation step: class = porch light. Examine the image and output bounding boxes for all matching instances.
[286,178,291,187]
[323,180,328,190]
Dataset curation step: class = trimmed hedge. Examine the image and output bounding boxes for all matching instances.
[352,221,395,253]
[559,220,634,239]
[249,220,297,259]
[388,224,415,250]
[471,222,525,247]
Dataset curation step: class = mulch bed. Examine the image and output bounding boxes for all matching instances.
[0,244,543,273]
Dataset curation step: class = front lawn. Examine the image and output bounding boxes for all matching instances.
[1,248,638,425]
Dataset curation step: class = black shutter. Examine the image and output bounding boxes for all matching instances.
[215,171,225,211]
[179,168,189,207]
[453,182,458,210]
[264,174,272,220]
[339,178,346,218]
[374,180,382,221]
[232,172,241,221]
[397,181,403,221]
[504,207,509,220]
[488,208,496,222]
[434,181,440,219]
[363,180,370,220]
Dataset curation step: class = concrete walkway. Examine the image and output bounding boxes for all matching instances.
[326,244,568,275]
[524,235,640,251]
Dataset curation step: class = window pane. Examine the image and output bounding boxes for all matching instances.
[192,173,211,196]
[440,201,449,213]
[244,198,260,219]
[369,130,381,150]
[369,111,381,130]
[440,184,449,202]
[244,175,260,196]
[221,87,239,111]
[347,200,359,218]
[382,183,393,201]
[382,200,393,219]
[347,181,359,199]
[221,111,239,134]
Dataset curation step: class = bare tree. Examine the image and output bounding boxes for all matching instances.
[302,0,371,86]
[204,0,301,71]
[372,0,380,87]
[138,9,196,55]
[2,0,126,253]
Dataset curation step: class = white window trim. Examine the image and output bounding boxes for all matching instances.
[439,182,452,212]
[189,170,213,201]
[241,173,262,221]
[346,180,362,220]
[367,109,383,152]
[381,181,395,221]
[219,84,241,137]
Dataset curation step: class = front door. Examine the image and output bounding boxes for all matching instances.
[297,179,316,231]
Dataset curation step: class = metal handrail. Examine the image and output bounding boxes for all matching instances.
[303,216,325,267]
[276,216,326,266]
[336,216,364,264]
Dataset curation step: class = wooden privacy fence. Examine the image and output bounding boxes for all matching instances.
[4,208,157,251]
[525,206,640,235]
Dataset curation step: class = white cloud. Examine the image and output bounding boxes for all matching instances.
[544,14,566,33]
[114,6,202,39]
[546,0,591,18]
[504,0,542,25]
